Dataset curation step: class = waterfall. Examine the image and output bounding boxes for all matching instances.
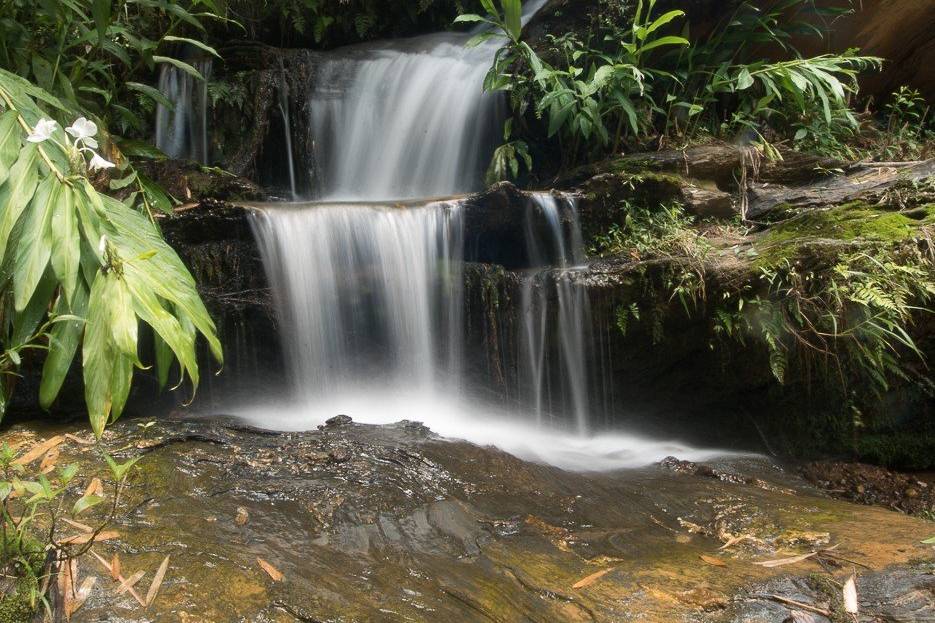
[306,0,549,200]
[520,194,592,433]
[155,59,212,163]
[235,0,721,469]
[276,59,299,200]
[251,200,464,400]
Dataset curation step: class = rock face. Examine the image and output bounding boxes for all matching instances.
[6,419,932,622]
[151,145,934,463]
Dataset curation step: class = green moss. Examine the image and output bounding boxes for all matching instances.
[0,575,38,623]
[855,432,935,470]
[753,201,935,266]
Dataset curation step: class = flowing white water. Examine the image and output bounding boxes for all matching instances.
[251,200,464,397]
[155,59,212,163]
[306,0,549,200]
[520,194,591,433]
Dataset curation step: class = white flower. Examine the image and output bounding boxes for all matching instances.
[26,118,57,143]
[66,117,99,149]
[88,153,115,172]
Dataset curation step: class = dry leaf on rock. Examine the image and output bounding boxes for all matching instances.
[84,477,104,497]
[235,506,249,526]
[843,575,858,614]
[257,558,284,582]
[572,567,614,589]
[753,552,817,568]
[61,530,120,545]
[39,447,60,473]
[14,435,64,465]
[116,570,146,595]
[699,555,727,567]
[146,555,170,606]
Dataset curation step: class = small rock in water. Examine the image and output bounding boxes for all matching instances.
[235,507,249,526]
[329,447,351,463]
[324,415,353,428]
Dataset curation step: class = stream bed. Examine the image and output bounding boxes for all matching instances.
[6,416,932,622]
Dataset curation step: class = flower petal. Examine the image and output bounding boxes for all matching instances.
[88,153,116,171]
[27,118,57,143]
[66,117,98,139]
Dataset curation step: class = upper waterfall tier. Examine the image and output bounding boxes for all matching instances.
[305,0,550,200]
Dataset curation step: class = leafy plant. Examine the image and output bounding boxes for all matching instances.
[0,75,222,437]
[1,441,139,619]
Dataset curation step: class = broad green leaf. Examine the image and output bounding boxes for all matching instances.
[153,330,174,389]
[152,56,205,81]
[115,139,168,161]
[110,352,134,421]
[83,270,117,438]
[40,283,89,410]
[103,453,140,481]
[161,36,221,59]
[736,67,755,91]
[99,195,221,364]
[108,170,138,191]
[636,35,690,55]
[643,10,685,37]
[51,183,80,304]
[125,82,175,110]
[13,174,58,311]
[73,494,104,515]
[92,0,112,46]
[109,274,139,364]
[0,110,22,186]
[502,0,522,40]
[11,267,56,347]
[0,144,39,263]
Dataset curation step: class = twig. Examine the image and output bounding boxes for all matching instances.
[755,594,832,617]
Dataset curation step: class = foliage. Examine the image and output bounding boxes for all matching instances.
[227,0,482,47]
[0,0,226,137]
[1,442,138,618]
[0,77,222,437]
[461,0,885,175]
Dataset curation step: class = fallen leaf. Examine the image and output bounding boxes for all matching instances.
[922,536,935,544]
[257,558,284,582]
[84,478,104,497]
[111,554,121,582]
[14,435,64,465]
[40,447,60,473]
[572,567,614,589]
[146,555,170,606]
[843,575,858,614]
[61,530,120,545]
[784,610,817,623]
[753,552,817,568]
[89,550,146,606]
[116,570,146,595]
[718,534,758,550]
[60,517,93,533]
[59,559,75,621]
[699,554,727,567]
[70,576,96,617]
[65,433,94,445]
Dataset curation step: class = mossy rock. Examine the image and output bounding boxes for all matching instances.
[753,201,935,266]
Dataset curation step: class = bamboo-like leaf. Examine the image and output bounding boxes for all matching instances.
[152,56,205,81]
[51,183,80,304]
[145,555,170,606]
[11,266,56,347]
[502,0,522,40]
[0,144,39,263]
[161,36,221,59]
[40,282,89,409]
[83,270,117,438]
[0,110,21,185]
[13,173,58,311]
[125,82,174,110]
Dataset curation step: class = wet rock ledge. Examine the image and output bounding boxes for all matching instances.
[3,418,933,622]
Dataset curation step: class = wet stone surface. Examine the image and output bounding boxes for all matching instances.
[2,416,933,622]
